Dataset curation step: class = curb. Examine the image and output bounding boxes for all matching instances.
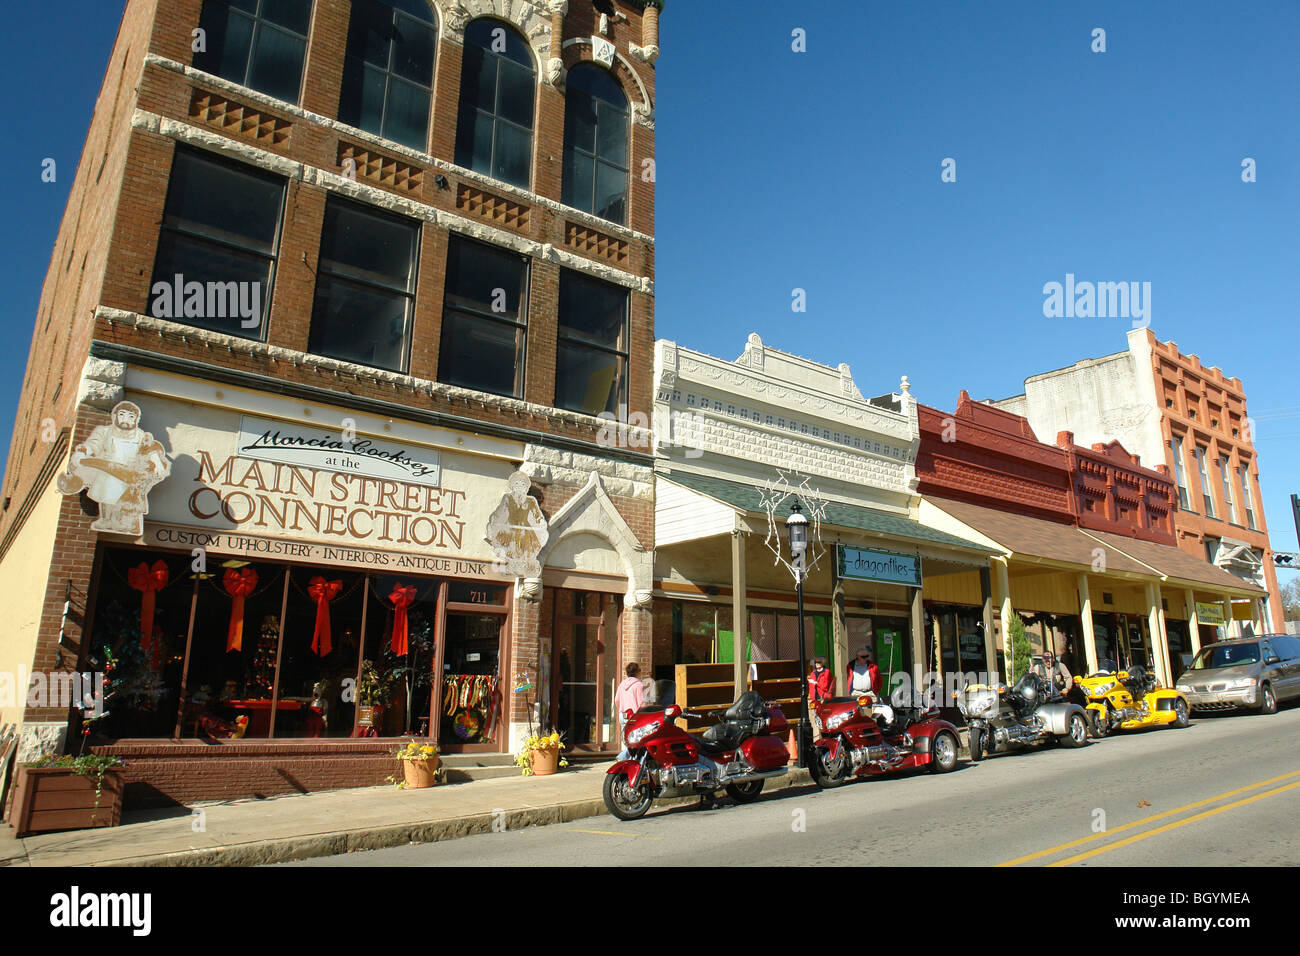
[82,767,818,867]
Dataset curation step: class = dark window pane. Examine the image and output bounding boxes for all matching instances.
[383,76,430,150]
[200,8,255,82]
[493,121,532,189]
[261,0,313,34]
[465,18,532,66]
[560,145,579,209]
[594,161,627,225]
[444,239,525,317]
[556,342,622,416]
[459,44,493,113]
[228,0,259,13]
[567,93,597,155]
[559,272,627,348]
[596,101,628,167]
[247,25,306,103]
[389,0,436,22]
[164,151,284,252]
[319,201,418,290]
[309,276,410,371]
[568,62,627,108]
[566,148,594,213]
[347,0,392,67]
[392,18,435,84]
[339,58,387,134]
[496,60,535,128]
[151,233,273,339]
[438,312,522,396]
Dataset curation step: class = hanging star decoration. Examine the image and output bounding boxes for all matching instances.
[757,470,830,580]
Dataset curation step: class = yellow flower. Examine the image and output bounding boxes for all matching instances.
[420,745,435,755]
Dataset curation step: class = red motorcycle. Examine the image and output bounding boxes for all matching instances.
[603,691,793,820]
[810,695,961,785]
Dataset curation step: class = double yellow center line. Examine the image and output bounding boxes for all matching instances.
[998,768,1300,867]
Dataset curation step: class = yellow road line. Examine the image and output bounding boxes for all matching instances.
[997,768,1300,867]
[568,828,664,839]
[1049,779,1300,866]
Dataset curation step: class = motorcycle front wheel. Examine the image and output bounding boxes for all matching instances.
[1089,709,1109,739]
[603,770,655,821]
[968,725,984,762]
[809,739,849,789]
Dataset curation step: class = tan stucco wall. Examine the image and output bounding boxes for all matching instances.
[0,463,65,728]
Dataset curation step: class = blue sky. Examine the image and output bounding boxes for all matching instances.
[2,1,1298,568]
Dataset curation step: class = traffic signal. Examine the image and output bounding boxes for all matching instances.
[1275,552,1298,567]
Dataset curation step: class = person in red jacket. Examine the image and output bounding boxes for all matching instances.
[807,657,833,702]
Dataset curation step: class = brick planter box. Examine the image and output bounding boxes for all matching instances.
[9,766,123,838]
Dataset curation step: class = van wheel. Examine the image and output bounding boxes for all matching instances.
[1258,684,1278,715]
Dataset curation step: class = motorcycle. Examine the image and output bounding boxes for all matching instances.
[603,691,793,821]
[1075,663,1190,737]
[810,695,961,786]
[957,672,1090,760]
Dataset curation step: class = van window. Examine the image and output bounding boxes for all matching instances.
[1189,643,1259,670]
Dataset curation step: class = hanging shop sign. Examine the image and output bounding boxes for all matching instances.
[237,415,441,487]
[838,544,922,587]
[1195,602,1226,626]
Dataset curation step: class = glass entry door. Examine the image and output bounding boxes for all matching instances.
[553,590,614,752]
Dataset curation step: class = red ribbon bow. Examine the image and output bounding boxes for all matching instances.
[127,560,169,658]
[308,577,343,657]
[222,567,259,652]
[389,584,418,656]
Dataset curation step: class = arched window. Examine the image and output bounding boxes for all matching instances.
[339,0,437,151]
[455,19,536,189]
[561,63,630,225]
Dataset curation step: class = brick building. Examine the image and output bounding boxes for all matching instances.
[993,328,1283,634]
[916,390,1266,687]
[0,0,663,807]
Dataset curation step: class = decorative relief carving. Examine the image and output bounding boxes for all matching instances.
[457,182,530,229]
[189,89,291,147]
[564,221,630,264]
[338,142,422,192]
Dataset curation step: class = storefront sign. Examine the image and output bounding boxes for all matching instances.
[238,415,441,487]
[838,545,922,587]
[1195,602,1226,625]
[144,523,508,579]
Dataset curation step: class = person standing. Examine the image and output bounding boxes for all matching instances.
[614,663,648,758]
[847,646,881,698]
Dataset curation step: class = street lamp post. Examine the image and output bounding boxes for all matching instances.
[787,503,810,769]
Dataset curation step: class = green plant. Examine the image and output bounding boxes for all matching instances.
[27,752,125,820]
[358,660,393,707]
[514,730,569,776]
[1008,612,1032,685]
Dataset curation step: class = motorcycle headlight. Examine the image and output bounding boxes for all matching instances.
[627,720,660,745]
[1090,682,1115,696]
[826,711,851,730]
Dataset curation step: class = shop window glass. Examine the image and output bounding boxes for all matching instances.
[1239,466,1257,530]
[561,63,629,224]
[85,550,194,739]
[362,576,440,737]
[556,270,629,416]
[195,0,313,104]
[151,148,286,341]
[271,568,366,738]
[440,613,504,745]
[338,0,437,151]
[183,560,288,739]
[437,236,529,397]
[455,18,535,189]
[308,197,419,372]
[1195,446,1216,518]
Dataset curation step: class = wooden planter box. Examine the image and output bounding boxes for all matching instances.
[9,766,123,838]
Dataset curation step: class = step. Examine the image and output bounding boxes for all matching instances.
[438,753,517,769]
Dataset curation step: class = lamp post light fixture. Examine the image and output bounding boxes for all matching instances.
[786,502,810,768]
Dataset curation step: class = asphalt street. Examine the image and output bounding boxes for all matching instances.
[288,704,1300,866]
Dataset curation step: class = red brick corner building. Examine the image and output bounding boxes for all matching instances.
[0,0,664,807]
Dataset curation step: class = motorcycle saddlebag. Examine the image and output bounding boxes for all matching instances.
[739,733,789,772]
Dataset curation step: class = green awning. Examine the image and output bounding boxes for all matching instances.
[659,471,994,554]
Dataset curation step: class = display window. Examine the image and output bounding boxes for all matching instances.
[83,545,510,748]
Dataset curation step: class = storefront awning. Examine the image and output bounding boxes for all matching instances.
[921,496,1153,576]
[658,472,993,554]
[1079,528,1265,595]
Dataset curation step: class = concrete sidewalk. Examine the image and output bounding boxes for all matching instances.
[0,762,811,867]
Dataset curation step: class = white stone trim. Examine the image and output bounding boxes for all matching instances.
[131,108,652,295]
[142,53,654,246]
[562,37,654,129]
[522,443,653,500]
[96,306,647,447]
[535,470,653,605]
